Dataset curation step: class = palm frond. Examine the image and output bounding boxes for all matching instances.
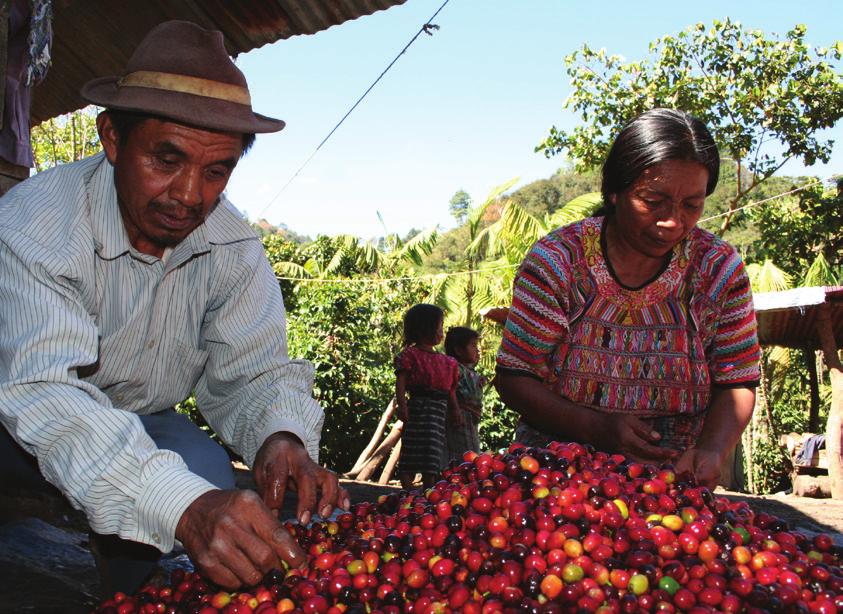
[426,273,451,306]
[467,177,520,229]
[802,252,839,287]
[746,259,792,293]
[498,201,548,249]
[395,227,439,266]
[272,261,312,279]
[358,241,384,270]
[548,192,603,228]
[303,257,322,277]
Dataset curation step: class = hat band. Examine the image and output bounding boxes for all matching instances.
[117,70,252,106]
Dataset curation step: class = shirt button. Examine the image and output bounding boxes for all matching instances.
[147,340,156,349]
[152,533,161,543]
[114,394,123,402]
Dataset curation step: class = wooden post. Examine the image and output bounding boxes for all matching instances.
[805,349,821,433]
[355,422,403,482]
[815,303,843,499]
[0,158,29,197]
[346,399,395,476]
[378,439,401,485]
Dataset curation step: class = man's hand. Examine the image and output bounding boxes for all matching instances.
[253,432,350,525]
[176,489,305,589]
[676,447,722,489]
[590,413,678,464]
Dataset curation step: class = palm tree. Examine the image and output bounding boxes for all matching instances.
[463,189,602,311]
[270,228,440,281]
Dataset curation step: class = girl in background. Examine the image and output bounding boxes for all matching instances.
[395,304,461,490]
[444,326,485,464]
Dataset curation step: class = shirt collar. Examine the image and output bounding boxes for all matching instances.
[87,153,257,262]
[88,153,132,261]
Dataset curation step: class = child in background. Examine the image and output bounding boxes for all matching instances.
[395,304,462,491]
[444,327,485,464]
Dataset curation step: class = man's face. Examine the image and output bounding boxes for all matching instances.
[97,114,244,257]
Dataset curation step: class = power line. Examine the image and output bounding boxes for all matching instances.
[698,180,823,224]
[256,0,451,220]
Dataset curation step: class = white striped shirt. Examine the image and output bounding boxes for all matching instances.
[0,153,324,551]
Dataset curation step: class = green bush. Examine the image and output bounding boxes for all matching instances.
[286,278,428,472]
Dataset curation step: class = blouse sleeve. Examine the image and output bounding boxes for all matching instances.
[394,349,411,374]
[450,358,460,392]
[707,251,761,387]
[496,235,572,381]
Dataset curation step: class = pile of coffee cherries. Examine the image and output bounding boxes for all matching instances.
[96,441,841,613]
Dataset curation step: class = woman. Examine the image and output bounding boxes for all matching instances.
[496,108,760,488]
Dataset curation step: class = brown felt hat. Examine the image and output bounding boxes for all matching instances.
[81,20,284,134]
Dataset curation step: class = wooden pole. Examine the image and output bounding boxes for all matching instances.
[346,399,395,476]
[805,349,821,433]
[355,422,403,482]
[378,439,402,485]
[815,303,843,499]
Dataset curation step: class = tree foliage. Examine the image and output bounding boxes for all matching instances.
[448,190,472,225]
[746,181,842,282]
[537,20,843,234]
[31,108,100,171]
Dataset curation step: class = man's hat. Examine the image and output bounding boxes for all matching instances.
[81,20,284,134]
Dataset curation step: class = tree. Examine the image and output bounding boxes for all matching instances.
[448,189,472,225]
[31,108,100,171]
[746,181,842,281]
[537,20,843,234]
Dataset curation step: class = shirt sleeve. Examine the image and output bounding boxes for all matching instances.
[0,234,216,553]
[707,252,761,387]
[194,242,325,465]
[394,349,410,374]
[496,236,571,381]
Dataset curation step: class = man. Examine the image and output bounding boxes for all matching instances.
[0,20,348,593]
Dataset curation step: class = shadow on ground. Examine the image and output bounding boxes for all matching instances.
[0,472,400,614]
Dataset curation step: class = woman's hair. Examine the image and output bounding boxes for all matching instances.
[444,326,480,358]
[599,108,720,214]
[402,303,444,346]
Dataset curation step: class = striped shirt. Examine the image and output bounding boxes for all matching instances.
[0,153,324,552]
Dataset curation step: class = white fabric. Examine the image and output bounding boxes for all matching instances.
[0,153,324,552]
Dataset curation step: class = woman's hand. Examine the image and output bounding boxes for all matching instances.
[497,372,676,463]
[676,447,723,489]
[590,413,678,464]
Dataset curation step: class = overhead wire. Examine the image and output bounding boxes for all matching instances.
[697,180,823,224]
[256,0,452,220]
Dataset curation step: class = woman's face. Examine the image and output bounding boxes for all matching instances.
[610,159,709,259]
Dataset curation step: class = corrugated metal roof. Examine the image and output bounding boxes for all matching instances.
[31,0,406,124]
[755,286,843,350]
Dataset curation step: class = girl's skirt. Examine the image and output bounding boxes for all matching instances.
[399,389,448,476]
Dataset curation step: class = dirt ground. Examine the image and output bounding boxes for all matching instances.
[1,473,841,614]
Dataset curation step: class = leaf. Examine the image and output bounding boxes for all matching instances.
[746,259,792,292]
[274,261,312,279]
[548,192,603,228]
[802,252,838,287]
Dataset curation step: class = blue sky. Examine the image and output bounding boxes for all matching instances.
[225,0,843,239]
